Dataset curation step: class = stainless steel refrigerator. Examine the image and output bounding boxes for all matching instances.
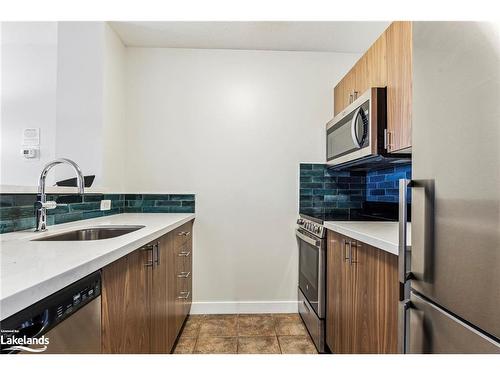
[398,22,500,353]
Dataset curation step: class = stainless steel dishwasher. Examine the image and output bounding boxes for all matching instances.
[1,271,101,354]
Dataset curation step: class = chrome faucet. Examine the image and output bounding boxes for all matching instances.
[35,158,85,231]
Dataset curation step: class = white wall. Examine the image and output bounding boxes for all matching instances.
[0,22,58,186]
[124,48,358,312]
[1,22,126,191]
[55,22,105,185]
[101,23,126,191]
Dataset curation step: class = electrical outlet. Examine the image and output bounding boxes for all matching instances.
[100,200,111,211]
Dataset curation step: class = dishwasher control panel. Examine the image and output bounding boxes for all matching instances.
[54,276,100,321]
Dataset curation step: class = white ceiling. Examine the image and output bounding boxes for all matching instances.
[110,21,390,53]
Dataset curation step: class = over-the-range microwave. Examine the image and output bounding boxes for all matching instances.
[326,87,410,170]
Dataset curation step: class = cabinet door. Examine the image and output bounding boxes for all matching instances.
[350,241,398,353]
[343,68,356,109]
[333,80,344,116]
[326,230,351,353]
[386,21,412,152]
[354,55,369,97]
[101,249,152,354]
[366,32,387,88]
[151,237,171,353]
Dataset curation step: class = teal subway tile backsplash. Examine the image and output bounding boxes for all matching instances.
[299,163,365,219]
[0,193,195,234]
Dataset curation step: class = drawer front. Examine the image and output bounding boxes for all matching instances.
[175,241,192,273]
[174,221,192,249]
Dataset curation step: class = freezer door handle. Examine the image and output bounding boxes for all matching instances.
[398,299,411,354]
[398,179,413,285]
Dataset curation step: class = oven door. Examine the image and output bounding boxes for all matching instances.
[326,90,372,166]
[296,228,325,318]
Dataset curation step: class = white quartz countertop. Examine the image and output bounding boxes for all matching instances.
[0,213,195,320]
[324,221,411,256]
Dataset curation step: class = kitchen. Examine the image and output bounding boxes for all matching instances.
[0,4,499,373]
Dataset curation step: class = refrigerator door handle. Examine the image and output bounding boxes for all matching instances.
[398,299,411,354]
[399,178,413,286]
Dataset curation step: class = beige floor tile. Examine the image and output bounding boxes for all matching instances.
[275,319,308,336]
[173,336,197,354]
[237,336,281,354]
[204,314,237,320]
[278,336,317,354]
[181,315,203,337]
[199,316,238,337]
[238,315,275,336]
[273,313,302,323]
[194,336,237,354]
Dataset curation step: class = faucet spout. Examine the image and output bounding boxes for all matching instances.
[35,158,85,232]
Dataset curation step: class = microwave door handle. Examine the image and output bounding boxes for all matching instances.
[350,107,362,148]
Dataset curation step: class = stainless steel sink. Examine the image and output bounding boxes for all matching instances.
[32,225,145,241]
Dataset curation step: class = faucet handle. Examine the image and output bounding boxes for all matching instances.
[35,201,67,210]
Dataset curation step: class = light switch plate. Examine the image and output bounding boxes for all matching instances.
[100,200,111,211]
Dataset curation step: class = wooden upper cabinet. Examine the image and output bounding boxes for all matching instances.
[333,32,386,117]
[386,21,412,152]
[366,32,387,88]
[333,79,344,116]
[332,22,412,153]
[354,54,369,98]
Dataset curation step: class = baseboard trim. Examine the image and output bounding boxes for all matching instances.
[190,301,299,315]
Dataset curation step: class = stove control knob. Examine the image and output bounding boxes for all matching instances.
[297,219,304,225]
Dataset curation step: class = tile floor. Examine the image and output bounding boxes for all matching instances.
[173,314,318,354]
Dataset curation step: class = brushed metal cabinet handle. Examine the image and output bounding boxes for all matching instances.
[177,271,191,278]
[155,242,160,266]
[141,243,154,267]
[349,241,358,264]
[344,239,351,263]
[178,250,191,257]
[177,291,190,299]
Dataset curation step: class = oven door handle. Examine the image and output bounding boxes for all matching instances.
[296,229,320,247]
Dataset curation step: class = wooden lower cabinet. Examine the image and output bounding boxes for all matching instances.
[326,230,398,354]
[151,236,171,353]
[101,247,152,354]
[101,220,193,354]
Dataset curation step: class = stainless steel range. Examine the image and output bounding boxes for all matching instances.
[295,214,327,353]
[296,203,402,353]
